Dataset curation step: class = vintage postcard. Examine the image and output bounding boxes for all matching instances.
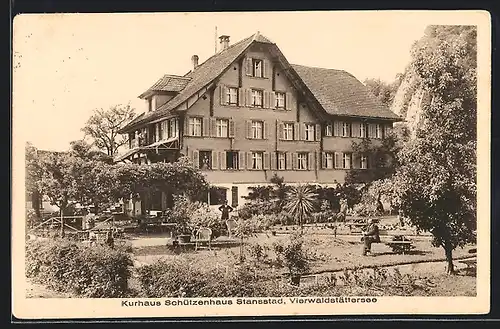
[12,10,491,319]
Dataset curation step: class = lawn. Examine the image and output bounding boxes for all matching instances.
[130,231,475,277]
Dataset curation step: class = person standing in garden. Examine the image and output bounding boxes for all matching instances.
[218,200,233,221]
[361,218,380,256]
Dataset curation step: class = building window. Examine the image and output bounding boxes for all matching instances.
[298,153,308,170]
[277,152,286,170]
[251,89,263,107]
[251,152,263,170]
[251,121,264,139]
[216,119,229,138]
[305,124,315,141]
[342,122,351,137]
[343,153,351,169]
[209,187,227,206]
[189,117,202,136]
[253,59,263,78]
[360,123,367,138]
[325,124,333,137]
[169,118,178,138]
[226,151,239,170]
[325,152,334,169]
[360,155,368,169]
[283,123,294,140]
[227,87,238,105]
[375,124,382,139]
[199,151,212,170]
[276,92,285,108]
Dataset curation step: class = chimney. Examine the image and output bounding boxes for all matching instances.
[191,54,199,69]
[219,35,230,50]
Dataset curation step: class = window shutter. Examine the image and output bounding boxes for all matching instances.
[270,152,277,170]
[229,120,235,138]
[286,152,293,170]
[351,122,360,138]
[308,153,314,170]
[247,152,253,170]
[300,123,306,141]
[220,85,227,105]
[333,121,340,137]
[220,151,227,170]
[294,123,300,140]
[246,120,252,139]
[263,152,270,170]
[263,60,270,78]
[270,92,277,109]
[245,58,253,76]
[184,116,190,136]
[315,124,321,141]
[238,88,245,107]
[321,152,326,169]
[352,153,360,169]
[368,124,375,138]
[210,118,217,137]
[212,150,219,170]
[347,123,351,137]
[385,124,393,138]
[193,150,199,169]
[285,93,292,110]
[239,151,246,170]
[334,152,342,169]
[278,122,284,140]
[292,153,298,170]
[246,89,252,107]
[202,117,209,137]
[263,91,269,109]
[263,122,269,139]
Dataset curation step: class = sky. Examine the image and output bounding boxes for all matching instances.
[12,11,463,152]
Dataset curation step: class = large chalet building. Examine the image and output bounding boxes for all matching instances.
[116,32,401,214]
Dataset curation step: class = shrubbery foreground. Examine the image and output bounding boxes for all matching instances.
[26,238,438,298]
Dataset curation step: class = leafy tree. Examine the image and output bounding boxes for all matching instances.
[82,104,135,156]
[25,142,43,219]
[35,151,85,237]
[393,25,477,274]
[364,76,403,108]
[283,185,317,234]
[346,124,410,184]
[69,139,114,164]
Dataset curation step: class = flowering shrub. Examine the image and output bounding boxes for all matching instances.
[169,195,227,238]
[26,239,133,297]
[136,259,264,297]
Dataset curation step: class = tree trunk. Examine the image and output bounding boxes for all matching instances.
[59,207,65,238]
[444,244,455,274]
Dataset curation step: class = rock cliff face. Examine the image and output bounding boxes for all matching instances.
[389,68,430,138]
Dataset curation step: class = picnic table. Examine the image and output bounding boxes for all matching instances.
[384,235,416,254]
[458,258,477,274]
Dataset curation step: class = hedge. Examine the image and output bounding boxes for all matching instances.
[26,239,133,298]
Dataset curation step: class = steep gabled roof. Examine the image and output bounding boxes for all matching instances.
[120,33,272,132]
[291,64,401,121]
[120,32,400,133]
[138,75,192,98]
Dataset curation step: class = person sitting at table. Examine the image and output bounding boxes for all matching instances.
[361,218,380,256]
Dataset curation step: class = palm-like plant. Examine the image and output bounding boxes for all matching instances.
[283,185,317,234]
